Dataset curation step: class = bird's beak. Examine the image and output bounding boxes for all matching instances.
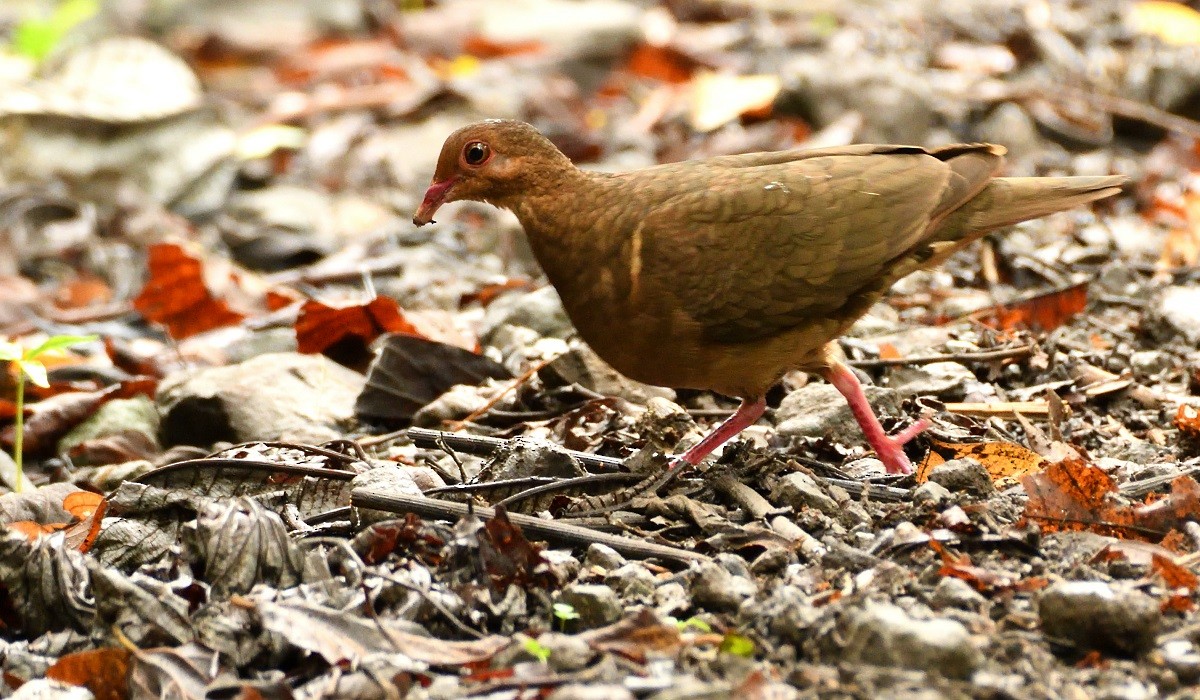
[413,178,456,226]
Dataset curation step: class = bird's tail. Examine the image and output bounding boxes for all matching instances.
[913,174,1126,270]
[964,175,1127,233]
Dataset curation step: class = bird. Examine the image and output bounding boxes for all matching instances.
[413,119,1125,477]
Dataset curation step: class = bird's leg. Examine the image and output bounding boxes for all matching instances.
[821,360,928,474]
[675,395,768,466]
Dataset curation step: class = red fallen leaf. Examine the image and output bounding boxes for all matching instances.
[1134,475,1200,535]
[295,297,419,371]
[623,43,704,83]
[877,342,902,360]
[1021,457,1138,538]
[973,282,1089,331]
[479,506,554,591]
[53,272,113,310]
[1176,404,1200,438]
[6,521,64,540]
[1151,553,1199,591]
[1162,593,1196,614]
[64,497,107,553]
[462,35,545,58]
[459,278,535,308]
[45,647,132,700]
[63,491,103,519]
[133,243,247,339]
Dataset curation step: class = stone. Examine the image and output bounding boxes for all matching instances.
[776,383,902,445]
[927,459,995,497]
[770,471,840,516]
[558,584,623,629]
[156,352,363,446]
[1038,581,1160,656]
[840,602,982,679]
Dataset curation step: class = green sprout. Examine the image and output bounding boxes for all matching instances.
[10,0,99,62]
[522,637,551,664]
[668,616,713,633]
[719,632,756,658]
[1,334,96,492]
[552,602,580,631]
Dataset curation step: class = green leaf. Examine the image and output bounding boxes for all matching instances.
[0,341,22,362]
[10,0,99,62]
[718,633,755,658]
[16,359,48,388]
[27,334,97,360]
[521,638,551,664]
[675,616,712,633]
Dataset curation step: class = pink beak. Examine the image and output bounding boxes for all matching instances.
[413,178,456,226]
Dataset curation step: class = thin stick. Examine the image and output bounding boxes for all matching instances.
[848,344,1034,369]
[351,488,710,566]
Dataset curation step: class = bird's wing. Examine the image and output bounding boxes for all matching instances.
[640,144,1002,343]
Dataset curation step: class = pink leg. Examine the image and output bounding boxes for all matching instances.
[822,361,928,475]
[675,396,767,466]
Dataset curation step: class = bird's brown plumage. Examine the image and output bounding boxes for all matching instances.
[415,120,1125,402]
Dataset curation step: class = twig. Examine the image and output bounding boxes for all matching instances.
[407,427,626,471]
[351,488,710,566]
[710,473,826,559]
[446,355,559,430]
[848,344,1034,370]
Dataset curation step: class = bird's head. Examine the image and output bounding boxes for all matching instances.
[413,119,574,226]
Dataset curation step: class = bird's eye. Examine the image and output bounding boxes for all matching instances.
[463,141,490,166]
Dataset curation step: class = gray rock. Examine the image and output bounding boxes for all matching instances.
[841,602,982,679]
[927,459,995,497]
[912,481,952,508]
[930,576,985,611]
[559,584,623,629]
[583,543,626,572]
[887,361,975,400]
[974,102,1042,163]
[351,466,425,524]
[1158,640,1200,684]
[537,632,594,672]
[1038,581,1160,656]
[1129,350,1169,376]
[545,340,675,404]
[654,581,690,617]
[156,352,363,446]
[690,560,756,612]
[605,562,657,600]
[482,286,574,340]
[770,471,840,516]
[1153,285,1200,344]
[776,382,901,444]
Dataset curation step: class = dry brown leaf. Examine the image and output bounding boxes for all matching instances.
[294,296,418,371]
[972,282,1089,332]
[132,242,248,339]
[1151,553,1199,591]
[45,647,132,700]
[917,439,1045,488]
[1175,404,1200,438]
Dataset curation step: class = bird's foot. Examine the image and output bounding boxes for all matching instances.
[869,417,931,475]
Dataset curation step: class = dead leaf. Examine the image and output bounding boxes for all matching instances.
[1175,404,1200,438]
[1151,553,1199,591]
[1133,475,1200,535]
[917,439,1045,489]
[295,296,419,371]
[578,608,683,663]
[45,647,132,700]
[132,243,248,339]
[689,72,781,132]
[1022,458,1138,537]
[479,506,554,591]
[623,43,703,83]
[973,282,1089,331]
